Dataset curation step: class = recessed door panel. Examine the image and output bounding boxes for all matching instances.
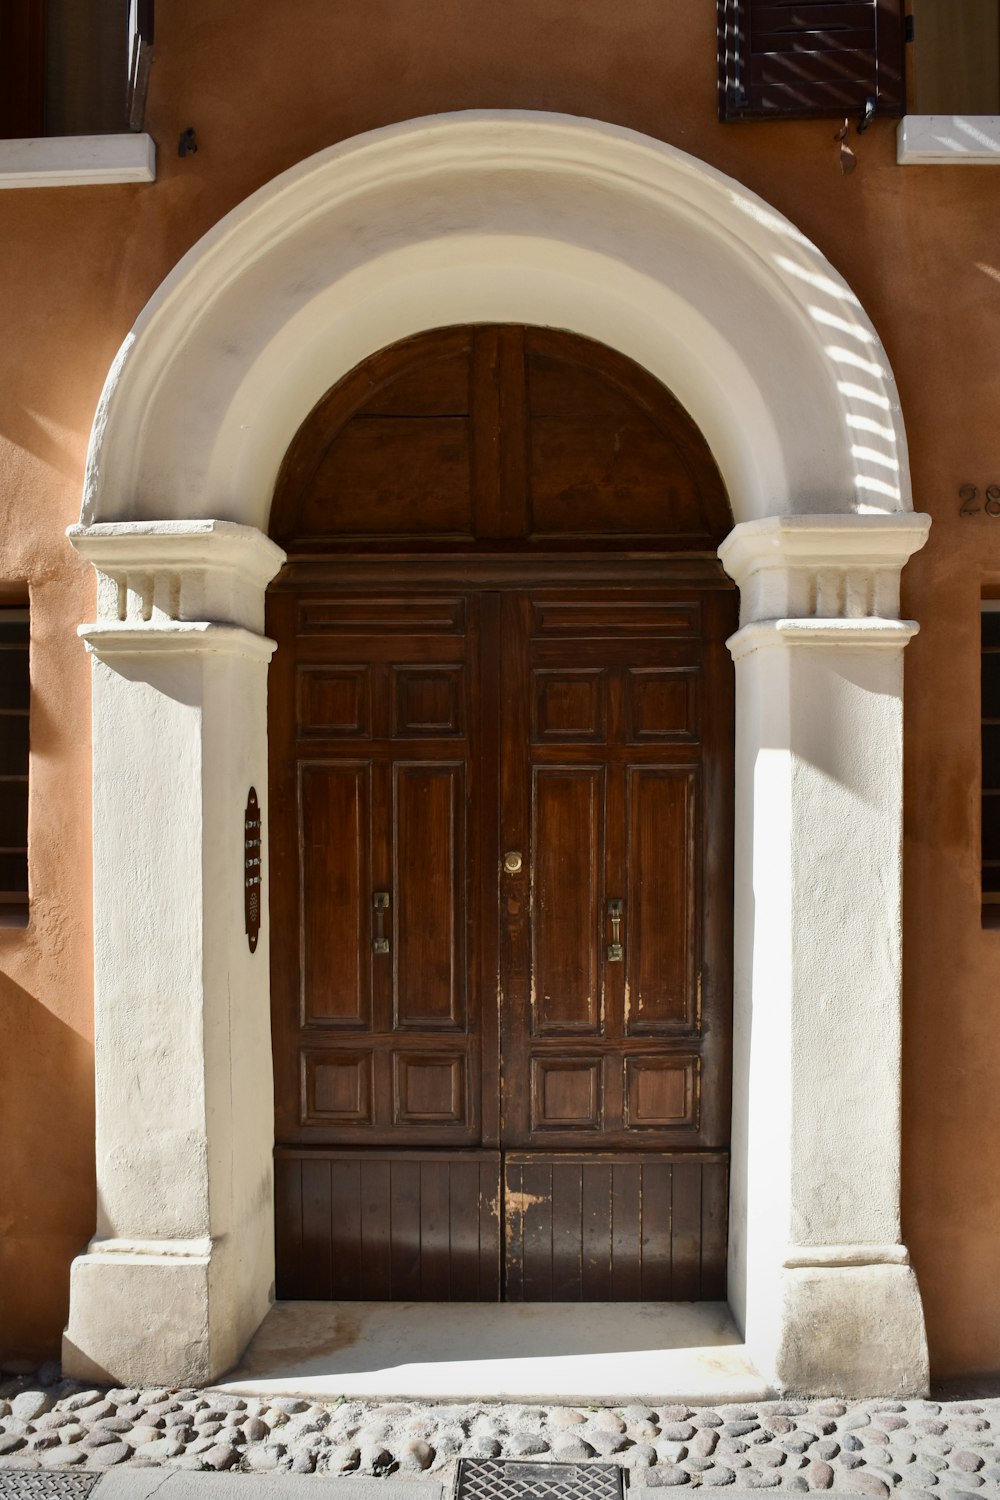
[393,762,467,1031]
[531,766,604,1036]
[300,763,370,1029]
[626,767,699,1034]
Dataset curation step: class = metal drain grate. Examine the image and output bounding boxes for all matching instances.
[0,1477,100,1499]
[456,1459,625,1500]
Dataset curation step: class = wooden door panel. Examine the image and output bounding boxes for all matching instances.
[393,762,467,1030]
[393,1050,468,1125]
[303,416,474,539]
[624,1055,700,1131]
[626,767,698,1034]
[301,1049,374,1127]
[271,590,482,1151]
[392,666,466,737]
[503,1153,729,1301]
[300,763,371,1029]
[532,668,608,743]
[530,597,702,638]
[523,333,726,546]
[297,665,372,738]
[531,766,604,1036]
[297,594,468,638]
[530,1056,603,1133]
[275,1149,501,1300]
[501,587,730,1155]
[625,667,700,743]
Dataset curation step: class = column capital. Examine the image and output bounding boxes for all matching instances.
[728,616,919,662]
[67,519,286,635]
[719,513,931,625]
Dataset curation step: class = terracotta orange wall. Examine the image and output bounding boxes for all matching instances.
[1,0,998,1376]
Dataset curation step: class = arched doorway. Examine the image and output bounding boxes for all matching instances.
[64,112,931,1393]
[266,325,736,1300]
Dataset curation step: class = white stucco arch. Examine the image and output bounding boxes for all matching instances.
[66,111,932,1398]
[83,110,912,532]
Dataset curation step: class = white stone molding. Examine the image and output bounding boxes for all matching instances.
[66,113,932,1394]
[898,115,1000,164]
[68,520,284,634]
[0,133,155,189]
[64,521,285,1385]
[783,1243,912,1268]
[719,513,932,624]
[721,512,931,1397]
[79,624,277,661]
[80,111,911,535]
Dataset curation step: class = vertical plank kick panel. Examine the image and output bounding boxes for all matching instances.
[273,1151,502,1302]
[504,1153,728,1302]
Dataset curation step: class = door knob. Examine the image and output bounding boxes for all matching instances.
[503,850,523,874]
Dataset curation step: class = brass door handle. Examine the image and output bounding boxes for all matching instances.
[607,898,623,962]
[503,850,523,875]
[373,891,390,954]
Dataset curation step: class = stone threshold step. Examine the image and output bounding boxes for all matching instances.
[219,1300,768,1404]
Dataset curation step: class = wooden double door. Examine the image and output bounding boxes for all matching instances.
[269,575,734,1301]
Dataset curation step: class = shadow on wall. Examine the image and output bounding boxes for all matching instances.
[724,185,906,516]
[0,972,95,1362]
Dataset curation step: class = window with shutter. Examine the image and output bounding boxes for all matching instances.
[0,1,45,138]
[983,600,1000,929]
[911,0,1000,114]
[0,606,29,927]
[0,0,153,140]
[718,0,906,122]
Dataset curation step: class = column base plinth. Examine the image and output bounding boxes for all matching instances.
[774,1258,929,1397]
[62,1236,267,1386]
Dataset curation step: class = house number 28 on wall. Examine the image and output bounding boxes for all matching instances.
[959,485,1000,517]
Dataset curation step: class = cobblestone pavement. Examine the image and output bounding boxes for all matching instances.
[1,1364,999,1495]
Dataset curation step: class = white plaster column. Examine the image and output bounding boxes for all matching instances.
[720,513,932,1397]
[63,520,286,1386]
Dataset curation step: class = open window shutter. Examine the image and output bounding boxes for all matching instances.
[0,0,45,139]
[719,0,906,121]
[126,0,154,130]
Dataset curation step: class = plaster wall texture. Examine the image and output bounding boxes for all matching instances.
[0,0,997,1379]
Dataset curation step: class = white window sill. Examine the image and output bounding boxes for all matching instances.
[0,133,155,189]
[898,115,1000,164]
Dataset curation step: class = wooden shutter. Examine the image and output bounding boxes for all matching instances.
[0,607,29,923]
[127,0,154,130]
[0,0,45,139]
[719,0,906,121]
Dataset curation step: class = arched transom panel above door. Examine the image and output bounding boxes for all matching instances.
[269,326,734,553]
[268,326,736,1303]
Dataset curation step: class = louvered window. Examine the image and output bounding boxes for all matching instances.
[0,607,29,926]
[983,600,1000,928]
[719,0,906,121]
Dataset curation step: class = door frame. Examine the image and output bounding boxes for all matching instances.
[65,111,931,1396]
